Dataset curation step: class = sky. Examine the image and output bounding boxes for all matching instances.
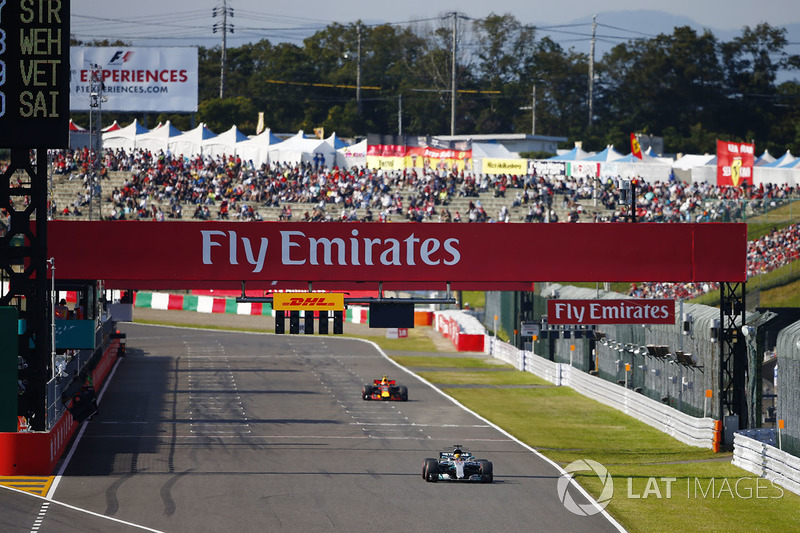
[74,0,800,48]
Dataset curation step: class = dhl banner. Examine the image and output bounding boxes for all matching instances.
[482,158,527,175]
[273,292,345,311]
[716,140,754,186]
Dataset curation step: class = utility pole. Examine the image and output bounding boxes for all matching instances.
[588,14,596,128]
[356,23,362,114]
[450,12,458,136]
[213,1,234,98]
[398,94,403,135]
[519,84,537,135]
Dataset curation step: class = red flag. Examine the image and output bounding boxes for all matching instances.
[716,140,754,186]
[630,133,642,159]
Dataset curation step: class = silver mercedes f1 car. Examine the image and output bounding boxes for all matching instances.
[422,445,493,483]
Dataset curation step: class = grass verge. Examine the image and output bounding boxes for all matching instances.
[394,357,800,533]
[392,355,507,369]
[416,369,551,386]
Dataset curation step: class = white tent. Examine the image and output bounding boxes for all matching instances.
[763,150,794,168]
[583,145,625,162]
[69,119,90,150]
[324,132,349,150]
[268,130,336,166]
[473,142,518,158]
[755,149,776,166]
[236,128,282,167]
[336,139,366,168]
[472,143,521,174]
[168,123,217,158]
[599,153,674,181]
[549,143,591,161]
[673,154,715,171]
[134,121,183,154]
[102,119,149,151]
[202,125,248,158]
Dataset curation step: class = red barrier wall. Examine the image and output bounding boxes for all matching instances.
[434,313,485,353]
[0,339,122,475]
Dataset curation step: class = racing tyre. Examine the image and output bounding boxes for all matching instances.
[479,460,493,483]
[362,385,372,400]
[422,458,433,479]
[424,458,439,482]
[398,386,408,401]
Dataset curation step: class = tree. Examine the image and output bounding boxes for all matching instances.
[596,26,724,149]
[198,96,257,134]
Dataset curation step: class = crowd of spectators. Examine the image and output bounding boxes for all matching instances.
[41,146,800,300]
[49,147,800,226]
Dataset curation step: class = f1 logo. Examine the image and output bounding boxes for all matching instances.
[109,51,134,65]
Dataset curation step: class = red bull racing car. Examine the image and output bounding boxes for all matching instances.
[423,445,493,483]
[362,375,408,401]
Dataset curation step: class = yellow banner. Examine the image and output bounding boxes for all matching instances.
[367,156,404,170]
[482,158,527,175]
[272,293,345,311]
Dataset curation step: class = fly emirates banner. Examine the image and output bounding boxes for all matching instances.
[48,221,747,286]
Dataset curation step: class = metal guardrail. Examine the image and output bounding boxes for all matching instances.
[488,336,716,449]
[44,316,117,430]
[733,432,800,496]
[46,348,90,430]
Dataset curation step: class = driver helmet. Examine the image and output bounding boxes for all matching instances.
[454,449,462,458]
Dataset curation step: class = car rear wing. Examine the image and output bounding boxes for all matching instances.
[440,452,473,460]
[374,379,396,385]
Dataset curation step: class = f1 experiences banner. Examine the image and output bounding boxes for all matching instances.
[70,47,198,112]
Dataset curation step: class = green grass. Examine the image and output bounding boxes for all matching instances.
[760,277,800,307]
[460,290,485,308]
[391,355,506,368]
[133,319,266,333]
[401,357,800,533]
[351,329,439,352]
[416,369,551,386]
[132,317,442,351]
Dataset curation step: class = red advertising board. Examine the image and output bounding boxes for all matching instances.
[716,140,754,186]
[547,299,675,325]
[47,221,747,289]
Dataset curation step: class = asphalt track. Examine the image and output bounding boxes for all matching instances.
[0,323,624,532]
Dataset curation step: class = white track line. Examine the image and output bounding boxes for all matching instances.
[356,337,628,533]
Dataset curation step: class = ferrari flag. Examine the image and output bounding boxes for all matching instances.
[630,133,643,159]
[716,140,754,186]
